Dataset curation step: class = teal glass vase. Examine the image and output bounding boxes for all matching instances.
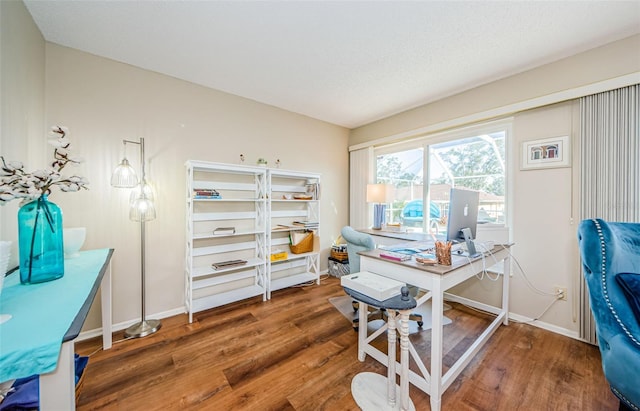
[18,194,65,284]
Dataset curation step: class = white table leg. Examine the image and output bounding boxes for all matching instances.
[40,340,75,411]
[502,254,511,326]
[358,301,367,361]
[101,261,112,350]
[387,310,397,407]
[430,281,444,411]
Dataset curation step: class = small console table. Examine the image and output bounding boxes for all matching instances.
[0,248,114,410]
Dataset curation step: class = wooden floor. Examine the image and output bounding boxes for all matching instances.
[75,277,618,411]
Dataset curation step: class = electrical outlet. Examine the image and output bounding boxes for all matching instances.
[554,286,568,301]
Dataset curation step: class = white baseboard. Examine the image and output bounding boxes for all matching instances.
[77,306,186,342]
[509,312,580,341]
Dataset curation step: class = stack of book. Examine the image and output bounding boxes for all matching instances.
[211,259,247,270]
[213,227,235,235]
[193,189,221,199]
[293,220,319,230]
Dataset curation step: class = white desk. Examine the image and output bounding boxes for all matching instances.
[358,246,511,411]
[0,249,113,410]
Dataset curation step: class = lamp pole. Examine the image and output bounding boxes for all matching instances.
[114,137,161,338]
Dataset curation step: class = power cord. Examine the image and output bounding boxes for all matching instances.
[459,244,564,322]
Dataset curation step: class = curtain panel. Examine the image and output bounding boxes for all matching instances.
[579,84,640,343]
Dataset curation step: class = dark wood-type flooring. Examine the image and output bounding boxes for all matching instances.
[75,277,618,410]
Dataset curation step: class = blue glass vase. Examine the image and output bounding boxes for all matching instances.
[18,194,64,284]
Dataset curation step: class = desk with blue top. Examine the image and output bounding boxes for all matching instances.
[0,249,114,410]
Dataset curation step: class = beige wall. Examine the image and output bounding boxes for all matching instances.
[0,0,46,267]
[1,3,350,332]
[349,37,640,337]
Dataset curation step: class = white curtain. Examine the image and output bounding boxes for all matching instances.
[349,147,374,229]
[579,84,640,343]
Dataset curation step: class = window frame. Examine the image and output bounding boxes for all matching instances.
[373,118,513,234]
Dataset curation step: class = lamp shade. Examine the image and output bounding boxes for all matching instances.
[130,194,156,222]
[111,158,138,188]
[366,184,391,203]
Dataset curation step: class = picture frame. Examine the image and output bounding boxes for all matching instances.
[521,135,570,170]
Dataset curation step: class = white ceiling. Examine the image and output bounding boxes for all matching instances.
[24,1,640,129]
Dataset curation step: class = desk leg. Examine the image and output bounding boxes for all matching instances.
[40,340,75,411]
[358,301,367,361]
[430,281,444,411]
[502,255,511,326]
[101,261,112,350]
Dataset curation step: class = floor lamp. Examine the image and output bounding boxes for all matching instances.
[111,137,161,338]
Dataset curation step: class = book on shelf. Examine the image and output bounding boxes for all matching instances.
[293,220,319,229]
[211,259,247,269]
[213,227,236,235]
[193,189,221,199]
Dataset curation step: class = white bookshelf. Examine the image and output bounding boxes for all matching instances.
[267,169,321,298]
[185,160,268,323]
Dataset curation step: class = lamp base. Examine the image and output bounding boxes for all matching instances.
[124,319,161,338]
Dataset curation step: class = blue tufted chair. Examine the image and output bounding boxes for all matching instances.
[577,219,640,411]
[341,226,423,331]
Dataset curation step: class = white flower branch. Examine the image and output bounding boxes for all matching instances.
[0,126,89,205]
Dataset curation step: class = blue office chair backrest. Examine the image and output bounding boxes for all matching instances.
[577,219,640,409]
[341,226,375,273]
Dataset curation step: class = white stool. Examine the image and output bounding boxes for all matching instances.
[344,285,416,411]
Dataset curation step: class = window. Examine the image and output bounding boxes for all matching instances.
[375,122,508,234]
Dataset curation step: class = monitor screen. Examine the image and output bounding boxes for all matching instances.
[446,188,480,242]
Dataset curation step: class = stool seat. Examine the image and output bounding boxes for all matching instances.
[343,286,417,311]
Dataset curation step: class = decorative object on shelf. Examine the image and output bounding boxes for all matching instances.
[305,179,320,200]
[366,183,391,230]
[0,241,12,324]
[63,227,86,258]
[111,137,161,338]
[1,126,89,284]
[256,158,268,167]
[275,159,281,168]
[290,231,314,254]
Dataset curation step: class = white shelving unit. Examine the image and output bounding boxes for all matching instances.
[185,160,268,323]
[267,169,321,298]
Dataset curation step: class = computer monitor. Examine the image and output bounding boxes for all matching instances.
[446,188,480,256]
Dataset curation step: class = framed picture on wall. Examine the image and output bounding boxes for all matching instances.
[521,135,570,170]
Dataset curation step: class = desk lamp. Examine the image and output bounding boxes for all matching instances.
[111,137,161,338]
[366,184,391,230]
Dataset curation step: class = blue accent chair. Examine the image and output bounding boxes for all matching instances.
[577,219,640,411]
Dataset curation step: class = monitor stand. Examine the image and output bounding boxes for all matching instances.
[460,227,481,258]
